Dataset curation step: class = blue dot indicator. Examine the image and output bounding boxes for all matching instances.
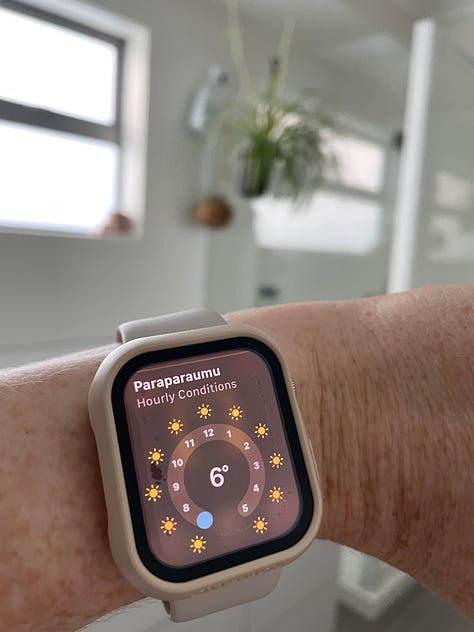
[197,511,213,529]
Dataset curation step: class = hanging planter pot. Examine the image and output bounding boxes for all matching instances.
[193,195,233,228]
[240,137,277,198]
[240,155,271,198]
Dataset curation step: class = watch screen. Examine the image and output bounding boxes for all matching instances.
[112,337,313,582]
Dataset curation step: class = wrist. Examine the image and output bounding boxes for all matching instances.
[286,289,474,616]
[228,298,435,558]
[226,302,357,543]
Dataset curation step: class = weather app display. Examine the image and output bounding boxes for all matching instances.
[121,346,303,569]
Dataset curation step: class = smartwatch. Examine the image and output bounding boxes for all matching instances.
[88,309,322,622]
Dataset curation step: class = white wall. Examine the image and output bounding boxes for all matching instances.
[0,0,233,352]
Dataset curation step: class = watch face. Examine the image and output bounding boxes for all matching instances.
[112,337,314,582]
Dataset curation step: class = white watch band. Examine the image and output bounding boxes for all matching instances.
[117,309,281,622]
[164,567,281,621]
[117,308,227,343]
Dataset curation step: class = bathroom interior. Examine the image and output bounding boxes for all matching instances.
[0,0,473,630]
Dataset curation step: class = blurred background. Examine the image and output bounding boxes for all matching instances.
[0,0,473,630]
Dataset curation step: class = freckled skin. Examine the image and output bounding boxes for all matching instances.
[0,285,473,631]
[227,285,474,616]
[0,348,141,631]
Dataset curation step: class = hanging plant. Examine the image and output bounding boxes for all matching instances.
[211,2,334,201]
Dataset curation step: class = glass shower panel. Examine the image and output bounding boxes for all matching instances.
[416,25,474,285]
[388,20,474,291]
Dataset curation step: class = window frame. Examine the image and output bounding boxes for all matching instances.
[0,0,125,144]
[0,0,150,239]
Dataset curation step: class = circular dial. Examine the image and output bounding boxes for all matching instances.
[167,424,265,528]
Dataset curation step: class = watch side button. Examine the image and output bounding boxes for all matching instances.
[308,439,321,483]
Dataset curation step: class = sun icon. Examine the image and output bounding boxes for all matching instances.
[190,535,207,554]
[168,419,183,435]
[269,486,284,503]
[255,423,269,438]
[148,448,164,464]
[160,516,177,535]
[228,405,243,421]
[253,516,268,534]
[269,452,284,468]
[144,483,161,502]
[197,404,212,420]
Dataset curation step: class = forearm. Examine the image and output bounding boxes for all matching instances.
[0,286,472,631]
[0,347,140,631]
[228,285,474,614]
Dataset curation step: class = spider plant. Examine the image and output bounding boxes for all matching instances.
[211,4,333,200]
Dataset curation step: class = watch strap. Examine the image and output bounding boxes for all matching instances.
[117,309,282,622]
[117,309,226,343]
[164,568,281,622]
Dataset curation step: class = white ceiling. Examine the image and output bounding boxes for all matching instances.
[390,0,474,19]
[227,0,474,50]
[320,32,408,100]
[228,0,380,54]
[212,0,474,128]
[219,0,413,127]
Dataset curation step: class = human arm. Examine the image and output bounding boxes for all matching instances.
[0,284,473,631]
[228,284,474,615]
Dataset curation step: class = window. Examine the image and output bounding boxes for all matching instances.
[253,129,387,255]
[0,0,150,237]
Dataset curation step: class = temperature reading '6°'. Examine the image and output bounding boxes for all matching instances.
[210,464,229,488]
